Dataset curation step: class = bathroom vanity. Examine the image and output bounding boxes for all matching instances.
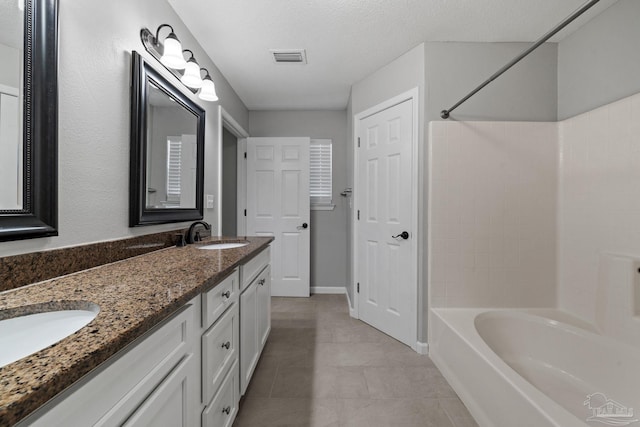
[0,236,272,426]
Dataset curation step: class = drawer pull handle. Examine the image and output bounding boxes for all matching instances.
[222,406,231,415]
[222,290,231,299]
[258,279,265,286]
[221,341,231,350]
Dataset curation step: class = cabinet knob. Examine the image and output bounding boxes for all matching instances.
[221,341,230,350]
[222,406,231,415]
[221,290,231,299]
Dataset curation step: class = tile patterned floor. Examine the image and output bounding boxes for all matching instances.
[233,294,478,427]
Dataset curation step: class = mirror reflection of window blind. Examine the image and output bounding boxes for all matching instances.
[167,138,182,201]
[310,139,332,205]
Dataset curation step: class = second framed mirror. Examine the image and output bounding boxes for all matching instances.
[130,51,205,226]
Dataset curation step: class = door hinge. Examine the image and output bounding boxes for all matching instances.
[357,283,360,293]
[357,137,360,148]
[244,152,247,159]
[357,210,360,220]
[244,209,247,216]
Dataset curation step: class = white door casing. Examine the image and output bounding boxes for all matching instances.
[354,90,418,349]
[246,137,310,297]
[217,106,250,235]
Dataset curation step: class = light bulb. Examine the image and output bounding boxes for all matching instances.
[199,76,219,102]
[160,33,186,70]
[181,58,203,89]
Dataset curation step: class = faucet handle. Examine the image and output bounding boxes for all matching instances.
[194,231,201,242]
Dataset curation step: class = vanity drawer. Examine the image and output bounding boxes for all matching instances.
[240,247,270,292]
[202,269,238,329]
[202,302,239,404]
[202,359,239,427]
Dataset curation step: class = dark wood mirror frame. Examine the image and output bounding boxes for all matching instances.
[0,0,59,242]
[129,51,205,227]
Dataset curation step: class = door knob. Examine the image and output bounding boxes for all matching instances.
[298,223,308,230]
[392,231,409,240]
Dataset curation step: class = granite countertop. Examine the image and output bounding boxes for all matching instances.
[0,236,273,425]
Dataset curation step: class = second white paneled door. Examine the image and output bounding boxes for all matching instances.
[246,137,310,297]
[355,96,417,348]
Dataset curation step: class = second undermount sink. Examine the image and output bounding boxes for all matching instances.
[198,241,250,250]
[0,302,100,368]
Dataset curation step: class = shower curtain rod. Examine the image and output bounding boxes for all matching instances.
[440,0,601,119]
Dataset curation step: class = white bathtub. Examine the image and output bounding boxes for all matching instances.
[429,308,640,427]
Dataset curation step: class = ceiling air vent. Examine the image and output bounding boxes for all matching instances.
[271,49,307,64]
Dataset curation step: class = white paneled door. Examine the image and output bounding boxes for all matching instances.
[246,137,310,297]
[356,97,417,348]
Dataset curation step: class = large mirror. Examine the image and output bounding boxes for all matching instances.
[130,51,205,226]
[0,0,58,241]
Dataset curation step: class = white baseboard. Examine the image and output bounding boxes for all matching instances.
[310,286,346,294]
[416,341,429,355]
[349,305,358,318]
[345,290,358,319]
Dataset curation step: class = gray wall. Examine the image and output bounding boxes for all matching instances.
[221,127,237,235]
[558,0,640,120]
[0,0,248,258]
[425,42,558,123]
[249,110,348,290]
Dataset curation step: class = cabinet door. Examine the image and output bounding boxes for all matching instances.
[240,281,258,395]
[257,266,271,350]
[122,353,197,427]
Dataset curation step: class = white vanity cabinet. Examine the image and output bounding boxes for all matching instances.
[239,248,271,395]
[16,245,272,427]
[24,300,200,427]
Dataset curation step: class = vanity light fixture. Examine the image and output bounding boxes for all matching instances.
[198,69,219,102]
[180,50,203,89]
[140,25,219,102]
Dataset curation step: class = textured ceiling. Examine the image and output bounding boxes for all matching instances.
[169,0,618,110]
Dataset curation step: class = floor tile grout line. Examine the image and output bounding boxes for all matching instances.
[267,364,279,398]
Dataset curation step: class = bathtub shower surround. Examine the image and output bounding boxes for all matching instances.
[428,121,557,308]
[559,93,640,342]
[428,92,640,427]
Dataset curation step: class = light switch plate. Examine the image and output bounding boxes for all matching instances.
[206,194,214,209]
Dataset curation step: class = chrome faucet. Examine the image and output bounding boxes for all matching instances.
[185,221,211,244]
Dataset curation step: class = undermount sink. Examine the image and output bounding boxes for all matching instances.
[0,302,100,368]
[198,242,250,250]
